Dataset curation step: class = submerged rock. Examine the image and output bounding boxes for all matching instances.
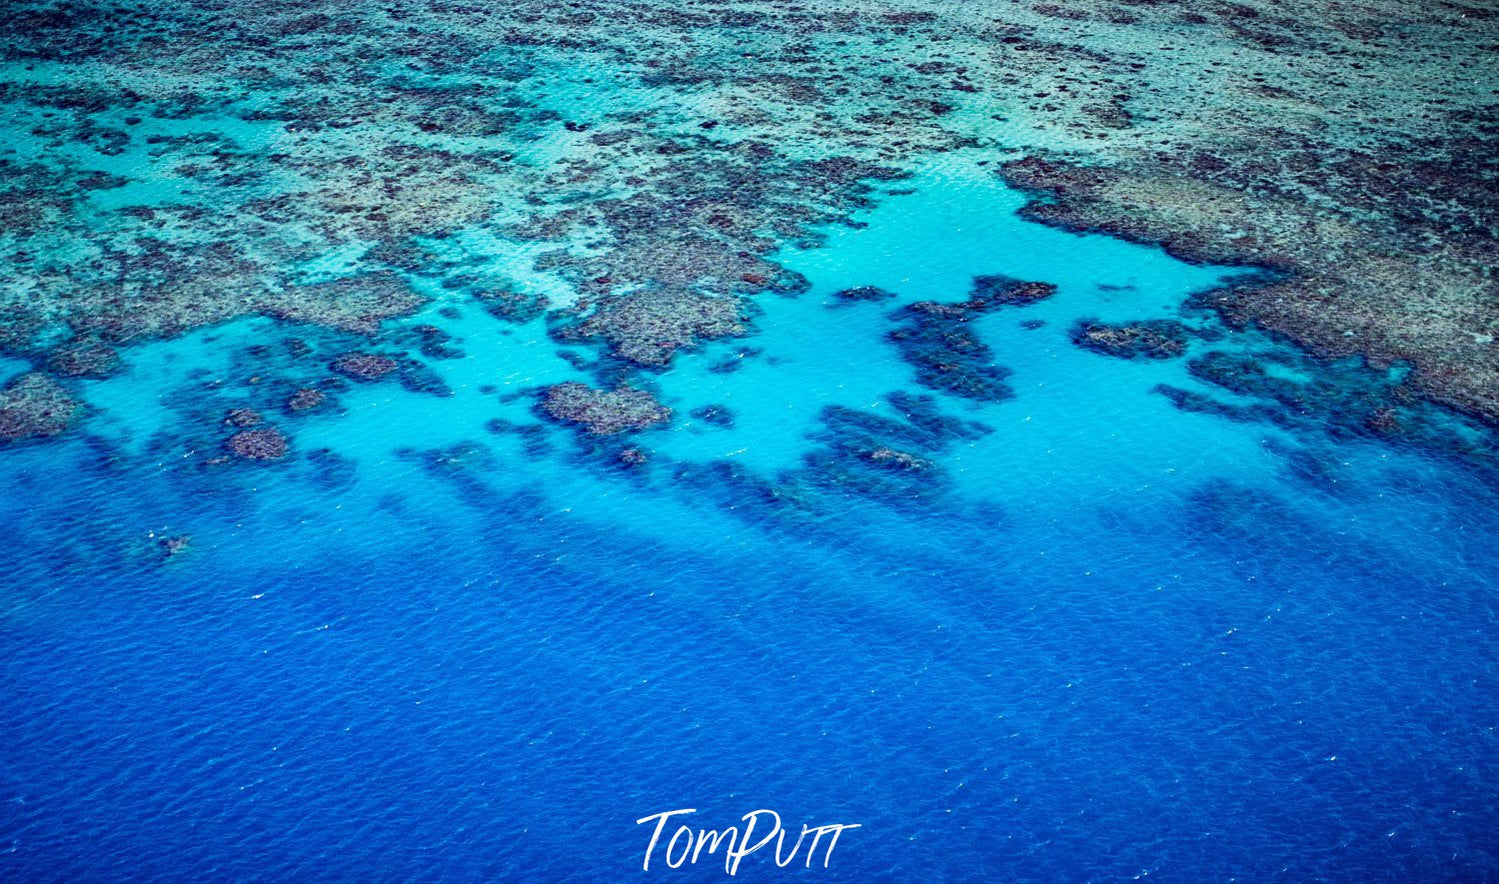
[539,382,671,435]
[1365,406,1400,435]
[411,441,496,473]
[157,534,191,558]
[863,446,933,472]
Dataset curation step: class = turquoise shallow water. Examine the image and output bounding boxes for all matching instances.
[4,145,1499,882]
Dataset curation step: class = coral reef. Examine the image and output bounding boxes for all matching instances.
[0,0,1491,458]
[225,427,289,460]
[538,382,671,435]
[157,535,191,558]
[832,286,897,304]
[551,289,749,367]
[474,288,549,324]
[331,353,399,382]
[1070,319,1193,360]
[888,301,1015,402]
[484,417,554,459]
[260,273,427,335]
[399,441,498,474]
[884,277,1054,403]
[800,391,991,504]
[286,388,327,413]
[0,373,79,444]
[46,338,121,379]
[223,408,263,428]
[995,14,1497,423]
[1155,343,1496,464]
[969,276,1056,307]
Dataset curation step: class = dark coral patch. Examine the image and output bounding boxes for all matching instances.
[331,352,399,381]
[881,279,1054,403]
[0,373,80,444]
[970,275,1057,306]
[552,289,748,366]
[1156,344,1498,465]
[888,304,1014,403]
[831,285,897,304]
[286,388,327,412]
[689,404,736,427]
[484,417,553,458]
[1070,318,1192,359]
[862,446,934,472]
[475,288,550,324]
[395,324,464,361]
[797,392,989,505]
[402,441,497,474]
[157,535,192,559]
[46,338,122,378]
[538,382,671,435]
[226,427,288,460]
[223,407,263,428]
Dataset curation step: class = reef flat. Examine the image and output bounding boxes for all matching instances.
[1,0,1493,459]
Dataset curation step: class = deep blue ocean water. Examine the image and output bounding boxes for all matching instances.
[3,152,1498,880]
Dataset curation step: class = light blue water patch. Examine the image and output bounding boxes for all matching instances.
[0,356,30,385]
[79,318,277,455]
[787,153,1237,304]
[654,152,1277,502]
[418,226,597,309]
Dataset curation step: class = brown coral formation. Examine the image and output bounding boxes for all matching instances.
[224,408,263,428]
[157,535,191,558]
[260,273,427,335]
[832,286,897,304]
[1003,155,1498,420]
[331,353,398,382]
[1070,319,1192,360]
[286,388,326,412]
[45,337,121,378]
[886,276,1056,402]
[975,0,1497,422]
[225,427,289,460]
[539,382,671,435]
[864,446,933,472]
[553,289,749,366]
[0,372,79,444]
